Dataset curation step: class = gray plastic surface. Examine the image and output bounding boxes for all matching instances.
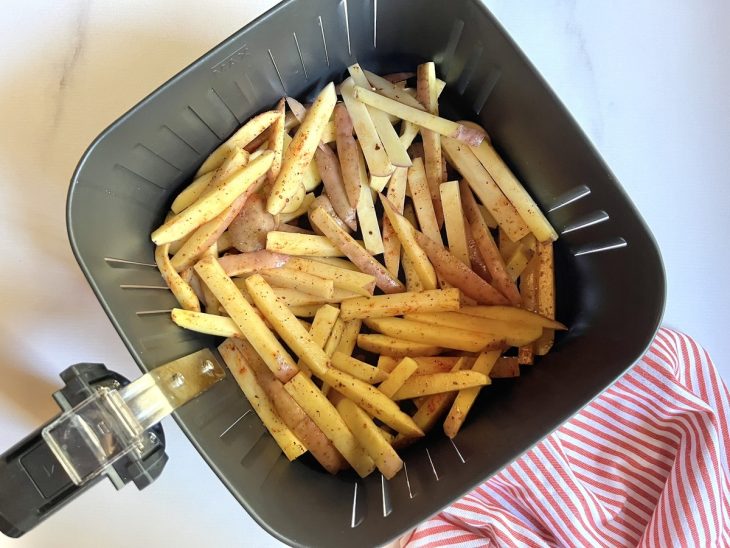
[67,0,665,546]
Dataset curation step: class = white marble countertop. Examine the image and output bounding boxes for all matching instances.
[0,1,727,547]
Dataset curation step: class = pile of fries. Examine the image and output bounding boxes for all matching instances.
[151,63,565,479]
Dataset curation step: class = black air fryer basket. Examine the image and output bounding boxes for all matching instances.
[41,0,663,546]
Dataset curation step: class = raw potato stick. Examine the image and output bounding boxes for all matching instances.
[408,158,442,244]
[356,179,385,255]
[339,288,461,321]
[505,243,535,281]
[337,399,403,479]
[266,232,345,257]
[336,319,362,356]
[439,181,470,266]
[377,356,459,375]
[460,180,521,305]
[441,136,530,243]
[334,103,362,208]
[194,256,299,382]
[155,243,200,312]
[268,82,337,214]
[267,98,286,184]
[490,357,521,378]
[382,167,408,277]
[218,340,306,461]
[352,86,487,146]
[378,357,419,399]
[417,62,445,227]
[323,318,345,357]
[286,257,375,296]
[171,308,241,338]
[309,206,404,294]
[465,221,492,281]
[218,250,290,276]
[535,241,556,355]
[331,352,389,384]
[460,305,567,330]
[314,143,357,230]
[363,69,426,110]
[171,171,214,214]
[357,334,443,357]
[518,249,539,365]
[392,370,489,401]
[413,230,510,305]
[259,268,334,299]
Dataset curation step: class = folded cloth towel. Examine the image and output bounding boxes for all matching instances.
[405,328,730,547]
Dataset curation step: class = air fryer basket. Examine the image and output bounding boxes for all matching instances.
[67,0,665,546]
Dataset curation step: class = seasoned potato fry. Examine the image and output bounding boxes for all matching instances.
[279,192,316,224]
[196,110,279,176]
[288,304,323,318]
[152,152,274,245]
[399,121,421,149]
[413,230,509,305]
[295,304,339,376]
[460,180,521,305]
[392,370,489,401]
[499,228,522,261]
[490,356,521,378]
[443,350,500,438]
[478,204,498,229]
[378,357,419,399]
[364,317,500,353]
[322,367,423,437]
[268,83,337,215]
[340,78,394,177]
[363,69,425,110]
[315,143,357,230]
[357,334,443,357]
[282,133,321,193]
[382,167,408,277]
[337,399,403,480]
[259,268,334,299]
[245,274,333,378]
[323,318,345,357]
[405,311,542,347]
[218,340,306,461]
[170,171,214,214]
[285,257,375,296]
[380,197,438,290]
[267,98,286,184]
[440,181,470,266]
[310,207,404,294]
[331,352,389,384]
[340,288,461,321]
[284,373,375,477]
[469,134,558,242]
[194,256,298,382]
[377,356,459,375]
[334,103,363,208]
[408,158,442,244]
[518,251,539,365]
[266,231,344,257]
[535,241,556,355]
[417,62,445,226]
[335,319,361,356]
[217,231,233,253]
[356,179,385,255]
[401,249,425,292]
[155,243,200,311]
[460,305,566,330]
[505,242,536,281]
[353,86,487,146]
[171,308,240,338]
[441,136,529,243]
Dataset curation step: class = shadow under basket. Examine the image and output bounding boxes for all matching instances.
[66,0,665,546]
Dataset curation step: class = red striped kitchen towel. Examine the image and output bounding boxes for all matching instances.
[404,328,730,547]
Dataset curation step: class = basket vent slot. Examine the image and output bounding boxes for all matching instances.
[318,15,330,67]
[342,0,352,56]
[208,87,242,125]
[474,68,501,114]
[425,448,440,481]
[381,474,392,517]
[267,49,287,94]
[402,461,414,499]
[351,481,366,528]
[292,32,308,80]
[548,184,591,212]
[561,210,609,235]
[573,237,627,257]
[456,42,483,96]
[218,410,250,439]
[104,257,156,269]
[450,438,466,464]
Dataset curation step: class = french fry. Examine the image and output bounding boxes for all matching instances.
[259,268,334,299]
[285,257,375,296]
[460,180,521,305]
[323,318,345,357]
[364,317,500,353]
[417,62,445,227]
[268,82,337,214]
[266,231,344,257]
[399,121,420,149]
[363,69,426,110]
[377,356,459,375]
[353,86,487,146]
[357,334,443,357]
[378,357,419,399]
[218,251,289,279]
[218,340,306,461]
[405,312,542,347]
[284,373,375,477]
[505,243,536,281]
[392,370,489,401]
[309,207,404,294]
[535,241,555,355]
[194,256,298,382]
[279,181,307,214]
[340,78,394,177]
[196,110,279,177]
[380,197,438,290]
[282,133,321,192]
[279,192,316,224]
[296,304,339,376]
[267,98,286,184]
[304,256,360,271]
[334,103,363,207]
[336,320,361,356]
[468,134,558,242]
[314,143,357,230]
[337,399,403,480]
[401,249,425,292]
[217,231,233,253]
[460,305,566,331]
[464,222,491,281]
[441,136,530,243]
[478,204,498,229]
[339,288,461,321]
[369,173,392,193]
[308,194,354,236]
[443,350,500,438]
[499,228,521,261]
[332,352,389,384]
[245,274,332,378]
[288,304,322,318]
[439,181,470,266]
[490,357,520,378]
[413,230,509,305]
[152,152,274,245]
[356,178,385,255]
[322,367,423,437]
[171,308,240,338]
[155,243,200,311]
[518,250,539,365]
[231,338,347,474]
[382,167,408,277]
[170,171,214,214]
[408,158,442,244]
